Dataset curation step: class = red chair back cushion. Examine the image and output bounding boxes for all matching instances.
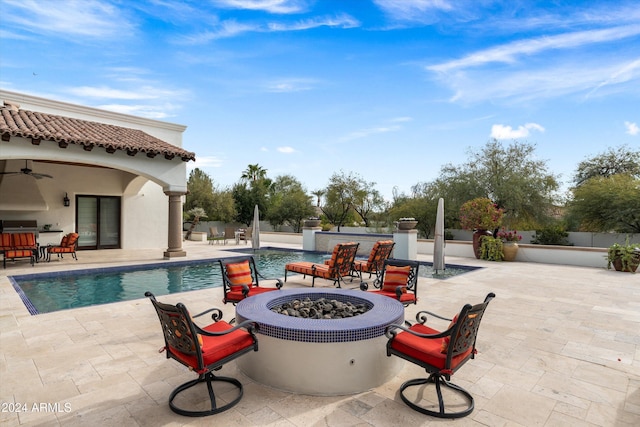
[382,265,411,293]
[226,260,253,291]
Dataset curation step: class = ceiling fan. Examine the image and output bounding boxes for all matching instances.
[0,160,53,179]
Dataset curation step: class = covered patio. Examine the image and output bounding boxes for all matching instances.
[1,239,638,426]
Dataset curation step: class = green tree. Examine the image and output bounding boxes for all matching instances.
[351,176,385,227]
[267,175,315,232]
[185,168,215,217]
[569,174,640,233]
[241,164,267,182]
[233,164,271,225]
[573,145,640,186]
[210,187,237,222]
[321,171,359,231]
[437,139,559,229]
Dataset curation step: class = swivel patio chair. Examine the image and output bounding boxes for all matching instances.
[360,259,420,306]
[207,227,226,245]
[385,292,496,418]
[46,232,79,262]
[284,242,359,288]
[352,240,395,280]
[219,256,283,305]
[145,292,259,417]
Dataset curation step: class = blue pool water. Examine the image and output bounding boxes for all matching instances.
[9,247,479,314]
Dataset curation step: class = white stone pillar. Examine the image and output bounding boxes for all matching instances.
[393,229,418,260]
[302,227,321,251]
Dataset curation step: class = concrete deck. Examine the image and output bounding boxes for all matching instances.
[1,239,639,426]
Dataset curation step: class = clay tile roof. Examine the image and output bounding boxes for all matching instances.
[0,103,195,162]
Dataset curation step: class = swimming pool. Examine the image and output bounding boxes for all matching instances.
[9,247,479,314]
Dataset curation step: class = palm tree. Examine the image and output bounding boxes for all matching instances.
[241,164,267,182]
[311,189,325,207]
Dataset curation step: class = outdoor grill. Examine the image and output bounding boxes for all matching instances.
[0,220,39,237]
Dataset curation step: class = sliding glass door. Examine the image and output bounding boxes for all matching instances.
[77,196,121,249]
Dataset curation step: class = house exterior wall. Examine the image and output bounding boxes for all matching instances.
[0,90,187,250]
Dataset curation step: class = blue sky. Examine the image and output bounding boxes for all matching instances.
[1,0,639,200]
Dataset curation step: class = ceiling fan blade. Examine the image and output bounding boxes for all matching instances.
[32,173,54,179]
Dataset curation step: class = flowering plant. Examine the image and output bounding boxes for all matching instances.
[497,228,522,242]
[398,217,416,221]
[459,198,504,230]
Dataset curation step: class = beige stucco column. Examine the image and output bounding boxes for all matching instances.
[164,191,187,258]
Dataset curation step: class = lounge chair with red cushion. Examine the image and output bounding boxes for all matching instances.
[360,258,420,306]
[46,232,79,262]
[284,242,359,288]
[352,240,395,280]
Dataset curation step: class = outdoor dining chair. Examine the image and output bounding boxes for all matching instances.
[385,293,496,418]
[145,292,259,417]
[360,258,420,306]
[219,256,283,305]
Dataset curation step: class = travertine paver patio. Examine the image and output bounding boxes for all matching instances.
[1,239,639,426]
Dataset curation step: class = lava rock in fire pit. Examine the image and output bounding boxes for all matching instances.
[270,297,370,319]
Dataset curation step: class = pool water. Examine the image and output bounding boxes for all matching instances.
[10,247,478,314]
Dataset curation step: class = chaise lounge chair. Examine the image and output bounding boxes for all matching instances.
[352,240,395,280]
[284,242,359,288]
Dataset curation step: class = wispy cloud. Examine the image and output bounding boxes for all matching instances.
[212,0,308,14]
[339,120,406,142]
[68,85,187,100]
[491,123,545,139]
[585,59,640,98]
[181,14,359,43]
[429,25,640,73]
[277,146,295,153]
[625,121,639,135]
[190,156,225,170]
[264,78,319,93]
[373,0,453,22]
[0,0,134,39]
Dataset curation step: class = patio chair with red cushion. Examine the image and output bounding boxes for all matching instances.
[352,240,395,280]
[46,232,79,262]
[145,292,259,417]
[360,258,420,306]
[218,256,283,305]
[385,293,496,418]
[284,242,359,288]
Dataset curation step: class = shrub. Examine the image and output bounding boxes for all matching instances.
[531,226,571,246]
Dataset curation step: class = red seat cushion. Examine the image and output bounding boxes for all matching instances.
[369,290,416,304]
[169,320,255,373]
[224,286,276,303]
[48,247,75,254]
[5,249,34,259]
[390,323,472,371]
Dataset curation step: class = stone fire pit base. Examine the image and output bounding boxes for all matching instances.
[235,289,405,396]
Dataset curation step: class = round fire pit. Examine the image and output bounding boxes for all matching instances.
[235,289,404,396]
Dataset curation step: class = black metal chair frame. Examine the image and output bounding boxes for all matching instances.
[385,293,495,418]
[360,259,420,306]
[218,256,283,305]
[145,292,259,417]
